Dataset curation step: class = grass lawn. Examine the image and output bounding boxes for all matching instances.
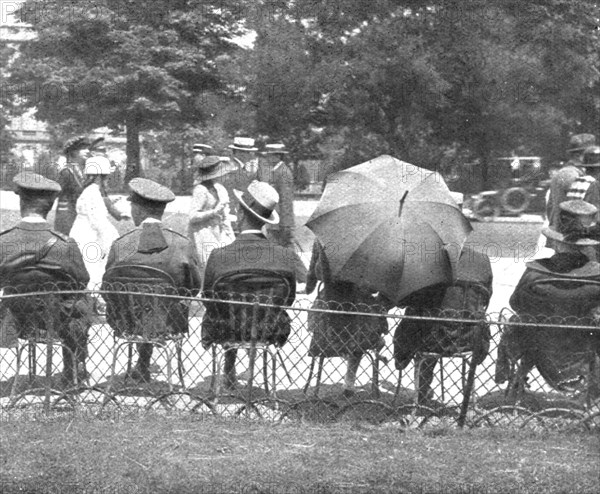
[0,415,598,493]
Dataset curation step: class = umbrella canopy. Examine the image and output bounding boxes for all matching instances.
[306,155,473,304]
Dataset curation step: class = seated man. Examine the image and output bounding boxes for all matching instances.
[202,180,301,389]
[496,200,600,395]
[0,173,91,385]
[102,178,202,382]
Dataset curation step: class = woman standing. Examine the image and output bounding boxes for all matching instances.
[69,156,120,296]
[188,155,238,282]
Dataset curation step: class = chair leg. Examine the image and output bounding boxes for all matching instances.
[439,358,445,403]
[176,341,185,390]
[271,349,277,398]
[210,346,217,395]
[372,350,380,399]
[263,350,269,395]
[314,356,324,397]
[458,358,477,428]
[393,368,402,405]
[247,342,257,405]
[303,357,316,395]
[9,343,26,406]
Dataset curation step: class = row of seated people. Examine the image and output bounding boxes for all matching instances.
[1,173,599,403]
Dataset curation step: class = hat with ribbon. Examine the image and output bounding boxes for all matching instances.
[228,137,258,152]
[567,134,596,153]
[195,155,240,181]
[63,135,91,155]
[260,143,289,155]
[13,172,61,195]
[193,143,212,153]
[233,180,279,225]
[542,199,599,246]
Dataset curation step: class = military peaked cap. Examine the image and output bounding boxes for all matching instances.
[63,135,91,155]
[128,178,175,204]
[13,172,61,194]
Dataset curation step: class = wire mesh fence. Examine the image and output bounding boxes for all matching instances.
[1,283,599,431]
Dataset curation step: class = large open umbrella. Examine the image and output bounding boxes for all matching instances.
[306,155,472,304]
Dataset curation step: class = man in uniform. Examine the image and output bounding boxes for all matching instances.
[202,180,301,389]
[102,178,202,382]
[258,143,307,282]
[0,173,91,385]
[546,133,596,250]
[55,135,91,234]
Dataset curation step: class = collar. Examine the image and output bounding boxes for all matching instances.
[21,216,47,223]
[141,218,162,224]
[16,220,51,231]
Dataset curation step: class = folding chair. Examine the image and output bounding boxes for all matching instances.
[204,269,292,407]
[102,265,189,402]
[3,266,88,411]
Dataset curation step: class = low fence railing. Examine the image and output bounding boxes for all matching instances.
[1,284,598,430]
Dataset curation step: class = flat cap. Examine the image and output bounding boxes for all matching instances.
[63,135,90,154]
[128,178,175,204]
[13,172,61,194]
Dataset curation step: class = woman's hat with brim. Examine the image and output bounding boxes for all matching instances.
[228,137,258,152]
[542,199,600,246]
[84,156,113,175]
[233,180,280,225]
[195,155,240,181]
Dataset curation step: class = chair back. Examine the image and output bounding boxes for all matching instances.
[207,269,292,346]
[2,266,81,339]
[103,264,184,339]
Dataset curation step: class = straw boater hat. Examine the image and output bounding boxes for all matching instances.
[195,155,239,181]
[233,180,280,225]
[260,143,289,155]
[84,156,113,175]
[582,146,600,168]
[542,200,599,246]
[192,143,212,153]
[228,137,258,152]
[567,134,596,153]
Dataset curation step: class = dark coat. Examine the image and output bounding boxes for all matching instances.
[305,240,388,357]
[498,252,600,389]
[201,232,299,347]
[55,164,86,234]
[102,222,202,337]
[394,248,493,370]
[0,220,90,337]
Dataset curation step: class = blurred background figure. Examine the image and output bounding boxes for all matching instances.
[226,137,259,233]
[187,155,238,284]
[69,156,120,313]
[55,136,91,234]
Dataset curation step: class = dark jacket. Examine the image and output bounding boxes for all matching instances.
[102,221,202,336]
[55,164,86,234]
[201,232,299,347]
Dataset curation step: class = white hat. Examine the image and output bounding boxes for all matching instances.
[229,137,258,152]
[450,192,464,207]
[84,156,113,175]
[233,180,280,225]
[261,143,289,155]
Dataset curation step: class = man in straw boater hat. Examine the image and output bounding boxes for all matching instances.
[495,199,600,392]
[0,173,92,385]
[546,133,596,251]
[55,135,91,234]
[201,180,302,390]
[102,178,202,382]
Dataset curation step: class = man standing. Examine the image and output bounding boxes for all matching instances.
[225,137,259,233]
[55,135,91,234]
[0,173,91,385]
[102,178,202,382]
[546,133,596,249]
[202,181,301,389]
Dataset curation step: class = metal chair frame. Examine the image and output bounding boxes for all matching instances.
[206,269,292,408]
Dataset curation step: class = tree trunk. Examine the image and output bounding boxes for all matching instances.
[124,115,142,184]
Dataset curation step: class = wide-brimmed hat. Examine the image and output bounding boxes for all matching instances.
[567,134,596,153]
[193,143,212,153]
[233,180,279,225]
[195,155,239,181]
[63,135,90,155]
[228,137,258,152]
[542,199,599,246]
[260,143,289,155]
[84,156,113,175]
[582,145,600,168]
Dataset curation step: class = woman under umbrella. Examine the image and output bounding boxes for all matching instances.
[188,155,238,282]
